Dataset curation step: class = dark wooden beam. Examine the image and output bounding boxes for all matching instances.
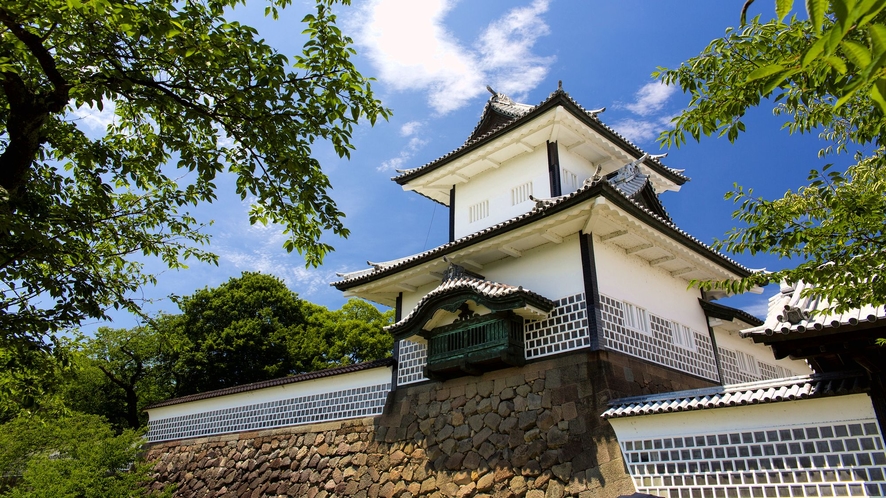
[449,185,456,242]
[579,231,602,350]
[547,141,561,197]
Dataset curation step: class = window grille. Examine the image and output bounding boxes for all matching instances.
[671,322,697,351]
[736,350,760,376]
[624,302,651,335]
[511,182,533,205]
[562,168,580,191]
[468,200,489,223]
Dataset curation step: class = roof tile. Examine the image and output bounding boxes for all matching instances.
[601,371,869,419]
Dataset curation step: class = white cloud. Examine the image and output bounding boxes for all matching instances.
[610,116,674,144]
[70,99,117,131]
[400,121,423,137]
[350,0,553,114]
[378,136,429,172]
[214,218,341,296]
[622,82,676,116]
[610,82,678,144]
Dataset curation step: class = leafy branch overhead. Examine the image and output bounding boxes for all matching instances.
[742,0,886,112]
[0,0,390,375]
[656,0,886,313]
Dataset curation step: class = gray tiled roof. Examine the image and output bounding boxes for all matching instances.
[601,371,869,420]
[392,87,688,185]
[740,280,886,338]
[145,358,395,410]
[387,275,555,334]
[332,174,751,288]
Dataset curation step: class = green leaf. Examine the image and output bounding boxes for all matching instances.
[776,0,794,21]
[806,0,826,32]
[841,40,872,68]
[869,23,886,56]
[802,36,828,67]
[824,55,848,74]
[874,79,886,113]
[746,64,786,82]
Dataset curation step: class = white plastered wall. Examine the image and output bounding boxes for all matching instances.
[397,235,585,326]
[454,146,549,239]
[146,366,392,422]
[608,394,876,441]
[593,236,709,334]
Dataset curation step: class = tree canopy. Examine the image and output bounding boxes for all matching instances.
[0,412,167,497]
[0,0,389,393]
[657,0,886,312]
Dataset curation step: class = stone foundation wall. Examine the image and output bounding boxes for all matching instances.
[147,350,713,497]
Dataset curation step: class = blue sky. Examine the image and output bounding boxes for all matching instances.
[85,0,842,330]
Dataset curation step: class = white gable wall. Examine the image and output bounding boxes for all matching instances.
[558,145,597,195]
[481,233,584,300]
[453,146,548,239]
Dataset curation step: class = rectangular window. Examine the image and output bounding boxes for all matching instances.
[671,322,697,350]
[736,351,760,376]
[468,200,489,223]
[561,168,580,192]
[623,302,650,335]
[511,182,533,205]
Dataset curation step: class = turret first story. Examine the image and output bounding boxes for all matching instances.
[385,228,807,393]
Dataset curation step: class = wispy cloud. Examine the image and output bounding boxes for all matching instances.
[400,121,423,137]
[611,116,675,144]
[742,296,772,320]
[70,99,117,131]
[611,82,678,144]
[621,82,676,116]
[378,136,429,172]
[350,0,553,114]
[215,221,341,296]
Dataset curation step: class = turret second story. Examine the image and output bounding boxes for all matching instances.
[392,85,688,240]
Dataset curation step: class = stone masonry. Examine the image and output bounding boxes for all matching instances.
[147,350,713,497]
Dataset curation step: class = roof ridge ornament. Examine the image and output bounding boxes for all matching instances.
[779,305,810,325]
[610,153,649,185]
[528,194,565,211]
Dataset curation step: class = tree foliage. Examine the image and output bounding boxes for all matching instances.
[168,272,310,395]
[64,325,175,430]
[160,272,393,396]
[0,412,168,497]
[0,0,389,391]
[657,0,886,312]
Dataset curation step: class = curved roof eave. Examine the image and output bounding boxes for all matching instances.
[392,90,689,187]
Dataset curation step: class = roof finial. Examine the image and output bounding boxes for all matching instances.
[558,80,563,91]
[486,85,497,96]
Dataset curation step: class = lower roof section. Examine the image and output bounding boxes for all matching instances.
[602,371,870,420]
